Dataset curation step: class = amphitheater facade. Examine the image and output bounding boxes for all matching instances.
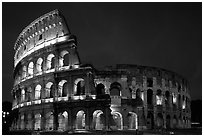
[11,10,191,132]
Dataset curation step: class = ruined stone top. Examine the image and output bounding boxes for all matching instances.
[14,9,68,51]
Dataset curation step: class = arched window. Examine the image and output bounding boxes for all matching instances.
[58,111,68,131]
[127,112,138,130]
[35,84,41,99]
[156,89,162,105]
[111,111,123,130]
[178,94,181,108]
[147,112,154,129]
[74,78,85,95]
[26,113,32,130]
[45,82,54,98]
[28,62,34,76]
[172,115,177,128]
[96,83,105,96]
[147,89,153,105]
[172,92,177,104]
[156,113,163,128]
[110,82,122,96]
[20,114,25,130]
[45,112,54,131]
[22,66,27,78]
[59,50,69,67]
[34,113,41,130]
[58,80,68,97]
[76,110,86,129]
[27,87,32,101]
[46,54,55,70]
[21,89,25,102]
[92,110,104,130]
[182,95,186,109]
[36,58,43,73]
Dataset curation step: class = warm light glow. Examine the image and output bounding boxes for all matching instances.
[173,93,177,104]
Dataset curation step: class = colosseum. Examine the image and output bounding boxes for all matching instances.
[11,9,191,133]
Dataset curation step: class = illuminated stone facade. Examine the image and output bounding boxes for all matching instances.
[11,10,191,132]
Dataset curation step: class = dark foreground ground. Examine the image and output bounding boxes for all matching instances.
[5,128,202,135]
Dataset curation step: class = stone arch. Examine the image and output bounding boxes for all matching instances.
[96,83,105,96]
[34,113,41,130]
[45,82,54,98]
[74,78,85,95]
[59,50,69,67]
[35,84,41,99]
[26,113,33,130]
[147,89,153,105]
[21,89,25,102]
[127,112,138,130]
[58,80,68,97]
[45,112,54,131]
[156,113,164,128]
[166,115,171,129]
[92,110,104,130]
[46,53,55,70]
[76,110,86,130]
[28,62,34,76]
[182,95,186,109]
[27,87,32,101]
[156,89,162,105]
[22,65,27,78]
[36,57,43,73]
[111,111,123,130]
[147,112,154,129]
[58,111,68,131]
[20,114,25,130]
[172,115,178,128]
[110,82,122,96]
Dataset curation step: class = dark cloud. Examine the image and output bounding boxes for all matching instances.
[2,2,202,102]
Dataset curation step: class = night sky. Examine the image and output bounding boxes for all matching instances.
[2,2,202,102]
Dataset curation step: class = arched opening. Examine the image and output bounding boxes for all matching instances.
[20,114,25,130]
[58,80,68,97]
[182,95,186,109]
[34,113,41,130]
[92,110,104,130]
[45,112,54,131]
[96,83,105,96]
[22,66,27,78]
[147,112,154,129]
[156,113,163,128]
[45,82,54,98]
[46,54,55,70]
[58,111,68,131]
[59,50,69,67]
[147,89,153,105]
[166,115,171,129]
[76,110,86,130]
[35,84,41,99]
[28,62,34,76]
[127,112,138,130]
[21,89,25,102]
[156,89,162,105]
[165,91,170,106]
[26,113,32,130]
[111,111,123,130]
[110,82,122,96]
[36,58,43,73]
[27,87,32,101]
[74,78,85,95]
[173,115,177,128]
